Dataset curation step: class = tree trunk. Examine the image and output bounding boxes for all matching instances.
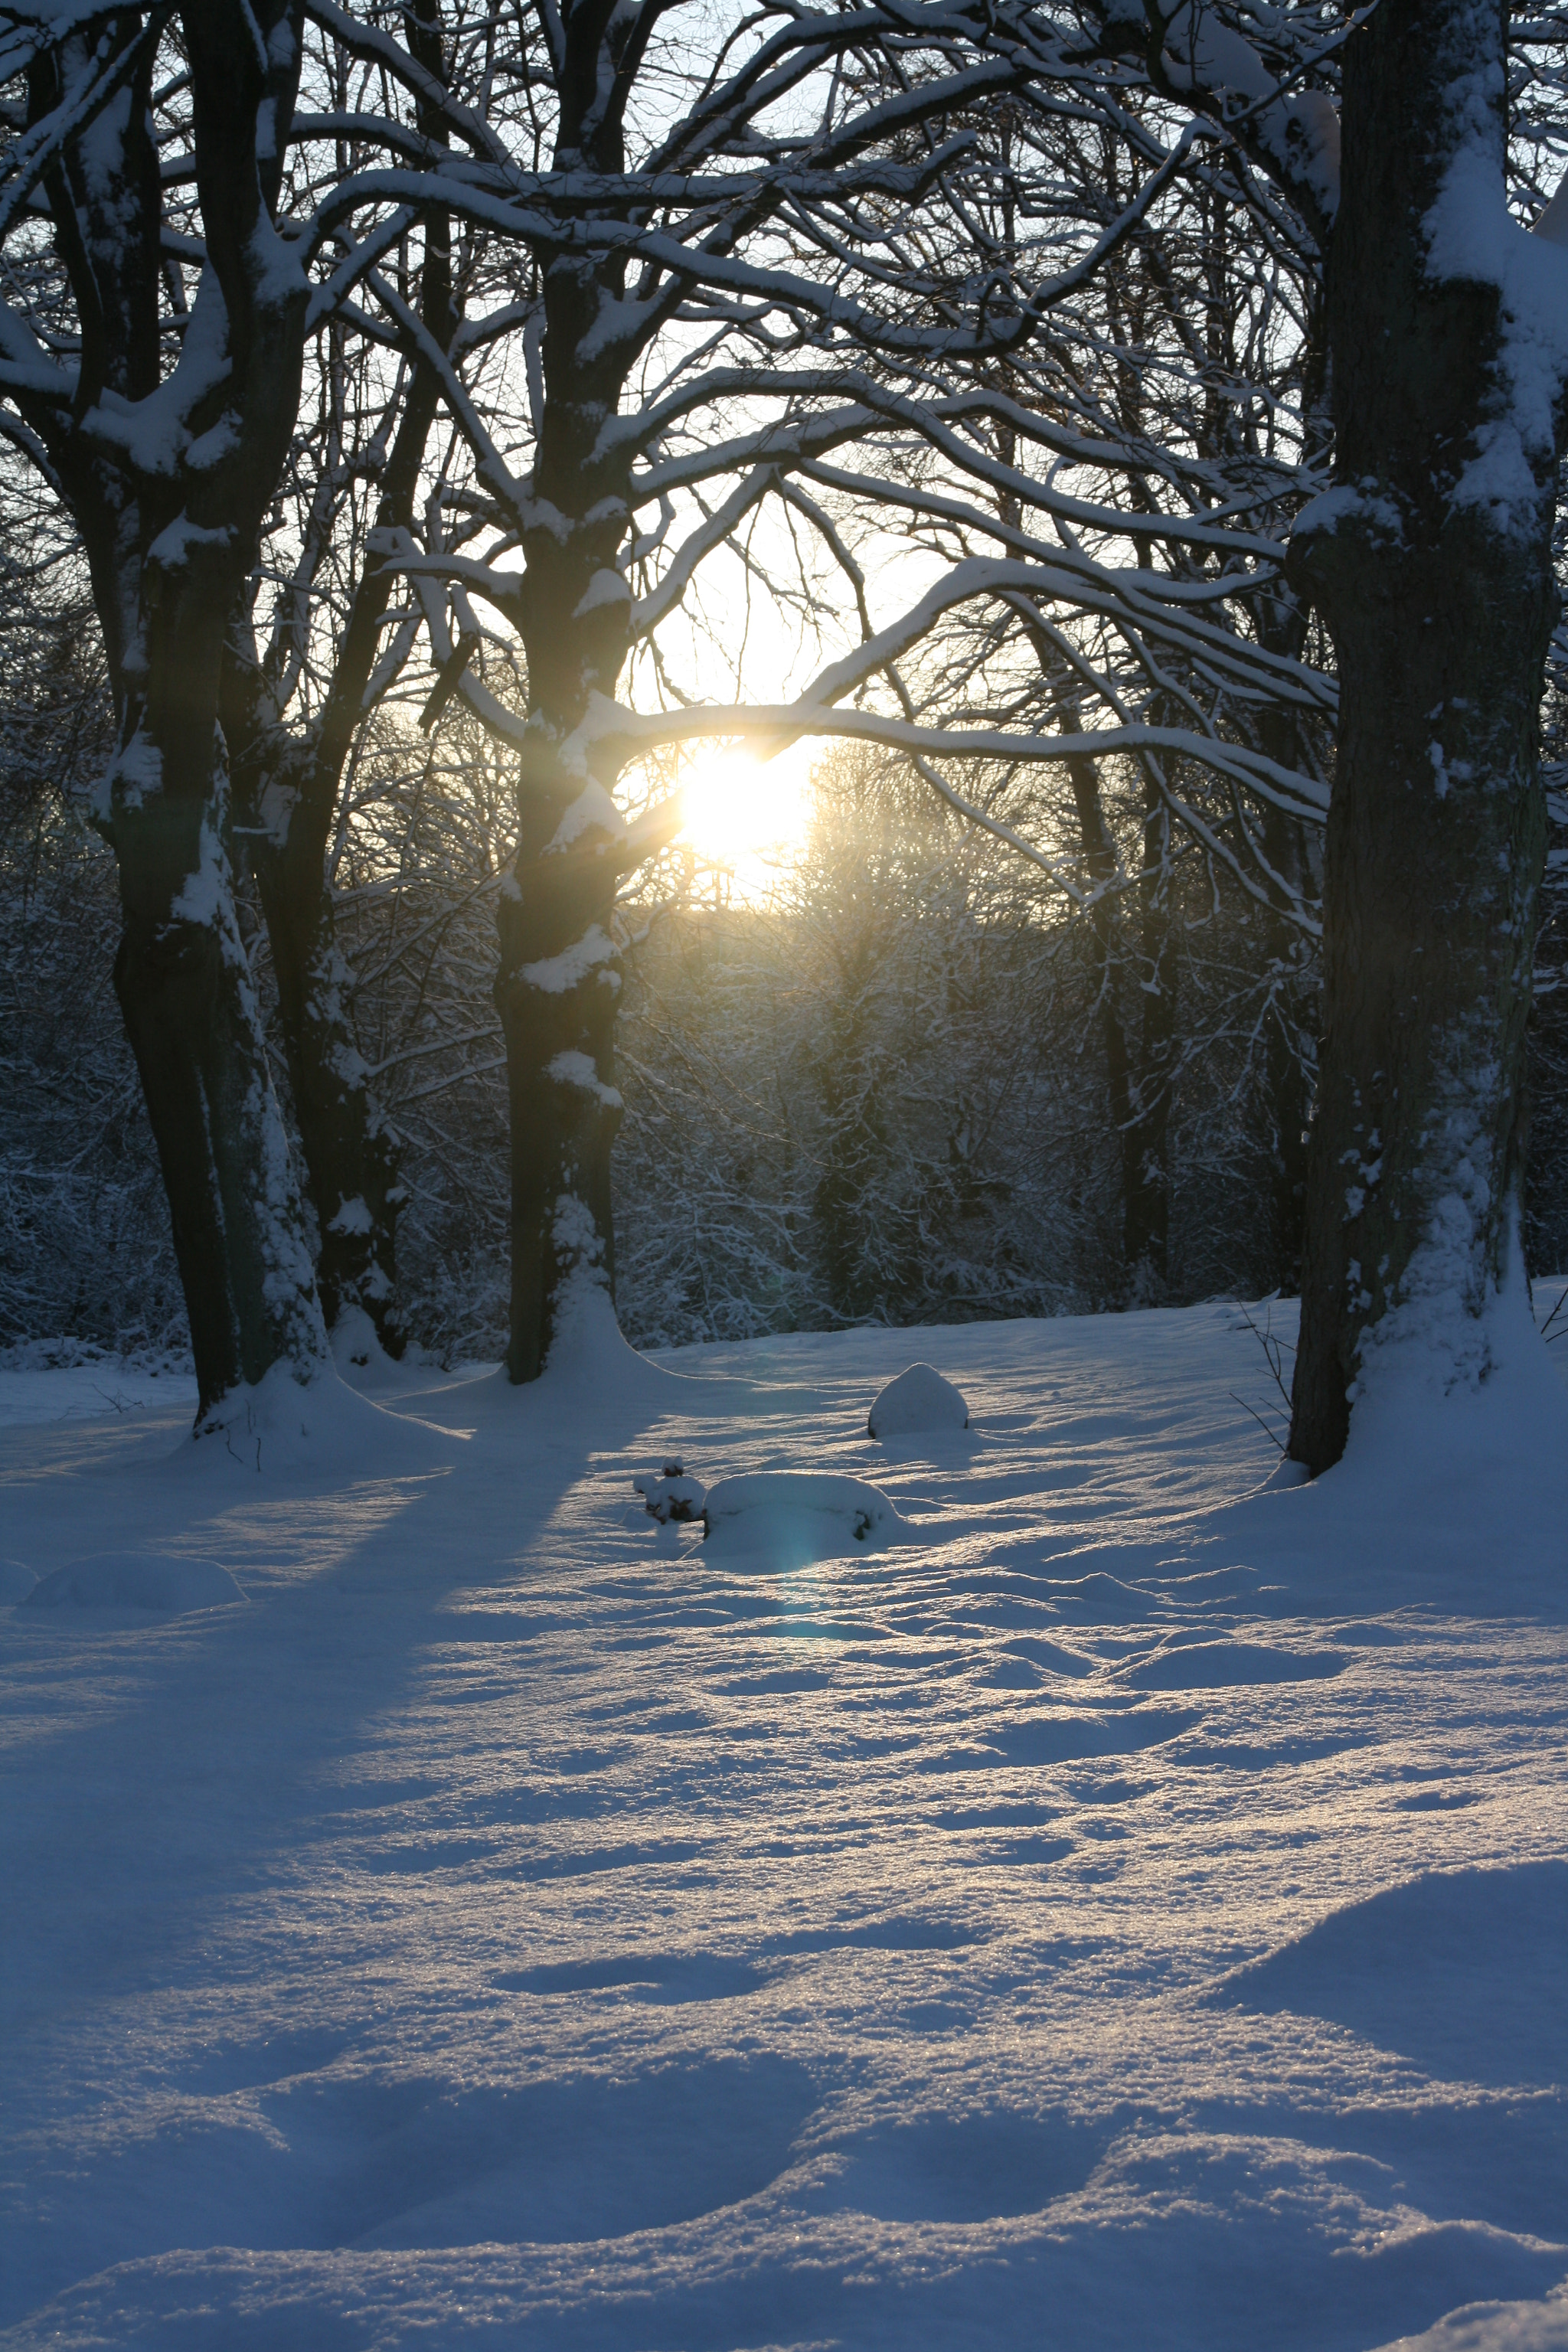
[1288,0,1560,1472]
[1257,801,1314,1294]
[496,826,626,1380]
[113,733,322,1416]
[228,312,455,1359]
[1028,632,1148,1302]
[495,87,642,1379]
[1124,773,1173,1294]
[1253,586,1319,1295]
[248,819,406,1356]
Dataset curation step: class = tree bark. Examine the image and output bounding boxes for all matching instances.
[496,822,628,1381]
[1063,755,1142,1288]
[243,786,408,1356]
[1257,800,1314,1294]
[113,745,324,1410]
[1022,624,1153,1301]
[1125,771,1173,1294]
[1288,0,1560,1471]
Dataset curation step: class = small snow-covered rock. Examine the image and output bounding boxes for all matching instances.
[0,1559,39,1604]
[867,1362,969,1439]
[23,1553,245,1614]
[635,1461,706,1524]
[702,1472,906,1563]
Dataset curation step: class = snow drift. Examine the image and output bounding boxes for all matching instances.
[22,1553,246,1614]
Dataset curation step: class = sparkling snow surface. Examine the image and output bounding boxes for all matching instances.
[2,1302,1566,2352]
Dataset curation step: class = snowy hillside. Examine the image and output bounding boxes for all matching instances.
[1,1301,1565,2352]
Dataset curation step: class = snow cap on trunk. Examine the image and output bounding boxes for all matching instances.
[549,780,625,852]
[1423,82,1568,528]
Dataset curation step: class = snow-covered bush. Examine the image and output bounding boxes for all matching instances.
[701,1472,906,1560]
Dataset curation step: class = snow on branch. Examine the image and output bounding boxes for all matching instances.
[576,694,1328,827]
[302,0,512,168]
[0,5,163,247]
[1141,0,1343,240]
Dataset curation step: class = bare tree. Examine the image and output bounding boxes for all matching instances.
[775,94,1333,1296]
[0,2,525,1407]
[1081,0,1568,1468]
[218,0,467,1357]
[358,0,1191,1378]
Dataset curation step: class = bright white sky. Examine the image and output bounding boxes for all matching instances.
[678,735,818,896]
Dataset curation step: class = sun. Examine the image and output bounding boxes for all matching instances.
[678,741,814,893]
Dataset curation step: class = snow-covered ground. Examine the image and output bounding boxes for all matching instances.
[0,1354,198,1429]
[2,1301,1566,2352]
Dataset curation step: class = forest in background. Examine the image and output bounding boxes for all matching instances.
[7,605,1568,1372]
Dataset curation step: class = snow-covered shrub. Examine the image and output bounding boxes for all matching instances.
[701,1472,906,1560]
[634,1462,707,1523]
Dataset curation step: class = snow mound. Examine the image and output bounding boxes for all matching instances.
[1221,1250,1568,1597]
[0,1557,38,1603]
[22,1552,245,1614]
[1367,2292,1568,2352]
[176,1358,462,1480]
[702,1472,909,1563]
[329,1303,384,1375]
[868,1361,969,1438]
[544,1278,672,1397]
[328,1305,427,1390]
[459,1289,718,1429]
